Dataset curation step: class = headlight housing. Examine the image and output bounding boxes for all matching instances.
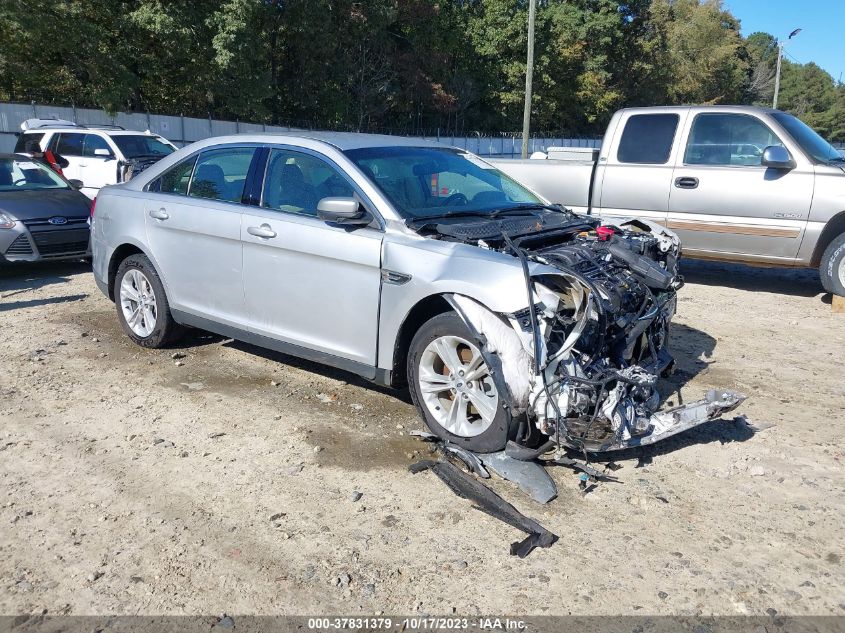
[0,211,16,229]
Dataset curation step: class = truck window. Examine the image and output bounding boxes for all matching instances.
[617,114,679,164]
[684,113,783,167]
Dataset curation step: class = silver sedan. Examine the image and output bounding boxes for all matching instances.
[91,133,743,454]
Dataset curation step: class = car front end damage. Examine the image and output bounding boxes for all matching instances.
[421,212,745,452]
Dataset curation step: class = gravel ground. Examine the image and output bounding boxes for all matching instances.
[1,259,843,616]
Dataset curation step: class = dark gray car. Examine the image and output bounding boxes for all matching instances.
[0,154,92,263]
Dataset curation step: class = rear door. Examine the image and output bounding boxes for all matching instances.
[595,111,685,226]
[144,145,258,327]
[241,147,383,369]
[51,132,86,182]
[668,112,812,259]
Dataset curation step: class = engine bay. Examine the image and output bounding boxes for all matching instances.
[411,207,745,452]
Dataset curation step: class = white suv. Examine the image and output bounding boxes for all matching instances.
[15,119,177,199]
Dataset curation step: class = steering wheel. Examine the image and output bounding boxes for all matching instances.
[440,192,468,207]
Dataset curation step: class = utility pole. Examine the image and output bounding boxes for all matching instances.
[773,41,784,109]
[773,28,801,110]
[521,0,536,159]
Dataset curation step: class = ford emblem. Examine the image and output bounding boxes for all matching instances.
[48,216,68,225]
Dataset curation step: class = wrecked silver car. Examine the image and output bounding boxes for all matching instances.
[91,134,743,455]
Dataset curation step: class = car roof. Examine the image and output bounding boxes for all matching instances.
[22,128,164,136]
[190,131,451,152]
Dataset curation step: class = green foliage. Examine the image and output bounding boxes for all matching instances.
[0,0,841,139]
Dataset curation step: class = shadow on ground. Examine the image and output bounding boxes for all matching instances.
[0,261,91,296]
[680,258,823,297]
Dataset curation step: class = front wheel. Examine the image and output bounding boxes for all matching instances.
[820,233,845,296]
[114,253,183,348]
[407,312,515,453]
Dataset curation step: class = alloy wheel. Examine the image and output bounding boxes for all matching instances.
[417,335,498,437]
[119,269,157,338]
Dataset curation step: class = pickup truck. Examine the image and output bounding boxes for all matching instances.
[490,106,845,296]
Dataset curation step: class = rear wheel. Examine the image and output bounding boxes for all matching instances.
[820,232,845,296]
[407,312,515,453]
[114,254,182,348]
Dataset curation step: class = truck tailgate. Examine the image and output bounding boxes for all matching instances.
[487,159,594,212]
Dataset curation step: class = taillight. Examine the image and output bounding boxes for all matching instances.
[90,197,97,218]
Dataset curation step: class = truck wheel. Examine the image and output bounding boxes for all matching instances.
[114,254,183,348]
[407,312,515,453]
[820,233,845,296]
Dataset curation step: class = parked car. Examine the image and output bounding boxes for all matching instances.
[15,119,177,200]
[490,106,845,295]
[91,133,742,454]
[0,153,92,263]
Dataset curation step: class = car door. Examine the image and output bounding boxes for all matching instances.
[595,111,684,226]
[144,145,258,327]
[78,134,118,194]
[241,147,383,369]
[668,112,812,260]
[51,132,85,182]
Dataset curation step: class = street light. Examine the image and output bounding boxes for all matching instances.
[773,27,801,110]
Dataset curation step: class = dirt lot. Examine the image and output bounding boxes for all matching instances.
[1,259,844,617]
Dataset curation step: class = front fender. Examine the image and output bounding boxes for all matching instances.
[377,235,542,369]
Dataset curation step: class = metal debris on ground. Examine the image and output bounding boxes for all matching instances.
[410,460,558,558]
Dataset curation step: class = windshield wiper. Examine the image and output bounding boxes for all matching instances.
[827,156,845,163]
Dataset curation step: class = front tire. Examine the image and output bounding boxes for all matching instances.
[407,312,515,453]
[820,233,845,296]
[114,254,182,348]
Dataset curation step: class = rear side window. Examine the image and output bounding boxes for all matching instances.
[14,133,44,153]
[55,133,85,156]
[188,148,256,203]
[684,113,783,166]
[157,157,197,195]
[617,114,679,164]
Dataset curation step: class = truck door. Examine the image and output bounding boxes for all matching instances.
[78,134,118,197]
[595,111,684,226]
[667,112,811,261]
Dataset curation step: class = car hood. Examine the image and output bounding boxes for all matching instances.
[0,188,91,220]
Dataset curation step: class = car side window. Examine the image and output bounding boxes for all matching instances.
[14,133,44,153]
[617,114,679,164]
[261,149,354,216]
[157,156,198,195]
[55,133,85,156]
[83,134,112,158]
[684,114,784,166]
[188,147,256,203]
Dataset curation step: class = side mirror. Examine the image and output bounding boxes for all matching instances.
[68,179,84,189]
[761,145,795,170]
[316,197,369,225]
[93,148,114,159]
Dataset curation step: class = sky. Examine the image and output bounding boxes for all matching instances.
[724,0,845,83]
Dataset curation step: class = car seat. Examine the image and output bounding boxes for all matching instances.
[192,163,228,200]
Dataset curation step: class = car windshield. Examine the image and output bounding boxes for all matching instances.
[771,112,843,163]
[0,157,70,191]
[344,146,543,219]
[111,135,175,159]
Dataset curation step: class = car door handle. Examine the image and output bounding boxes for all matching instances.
[674,177,699,189]
[149,208,169,220]
[247,224,277,239]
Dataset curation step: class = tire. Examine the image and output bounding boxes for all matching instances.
[407,312,515,453]
[819,233,845,296]
[113,253,183,348]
